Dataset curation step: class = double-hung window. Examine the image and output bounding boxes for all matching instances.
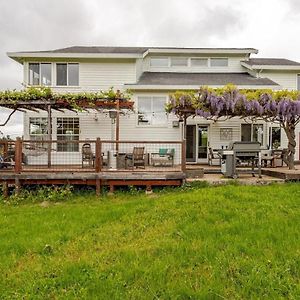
[57,118,79,152]
[138,96,167,126]
[28,63,52,85]
[56,63,79,86]
[29,117,48,140]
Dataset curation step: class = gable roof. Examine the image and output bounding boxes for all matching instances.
[126,72,279,90]
[241,58,300,70]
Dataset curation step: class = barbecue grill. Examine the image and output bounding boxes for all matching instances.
[218,142,262,179]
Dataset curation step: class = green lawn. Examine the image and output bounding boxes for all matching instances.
[0,183,299,299]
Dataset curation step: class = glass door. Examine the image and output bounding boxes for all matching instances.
[198,126,209,163]
[186,125,196,162]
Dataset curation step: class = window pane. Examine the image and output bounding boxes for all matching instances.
[170,57,188,67]
[270,127,281,148]
[297,74,300,91]
[68,64,79,86]
[57,117,79,152]
[41,63,51,85]
[152,97,167,125]
[138,97,152,125]
[56,64,67,86]
[191,58,208,67]
[29,118,48,135]
[241,124,251,142]
[29,63,40,85]
[150,58,169,67]
[253,124,263,144]
[210,58,228,67]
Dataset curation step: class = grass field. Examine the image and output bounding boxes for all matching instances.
[0,183,299,299]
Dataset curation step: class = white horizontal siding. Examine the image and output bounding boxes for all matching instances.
[260,71,298,90]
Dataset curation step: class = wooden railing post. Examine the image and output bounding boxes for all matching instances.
[14,137,22,174]
[181,140,186,173]
[95,138,101,172]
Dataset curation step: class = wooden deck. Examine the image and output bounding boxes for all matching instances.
[262,167,300,180]
[0,170,185,196]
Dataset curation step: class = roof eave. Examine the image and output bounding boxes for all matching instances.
[7,52,143,62]
[125,84,280,90]
[241,61,300,70]
[147,48,258,55]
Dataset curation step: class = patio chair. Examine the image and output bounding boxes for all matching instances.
[151,148,175,167]
[125,147,145,169]
[208,148,221,166]
[82,143,95,168]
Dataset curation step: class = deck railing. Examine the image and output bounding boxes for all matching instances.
[0,138,186,173]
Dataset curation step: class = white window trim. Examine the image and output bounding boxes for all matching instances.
[29,117,48,138]
[55,62,80,87]
[28,62,52,86]
[136,95,168,128]
[209,57,229,67]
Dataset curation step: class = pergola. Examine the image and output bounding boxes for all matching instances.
[0,88,134,167]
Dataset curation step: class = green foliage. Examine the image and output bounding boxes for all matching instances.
[3,185,73,205]
[0,87,133,109]
[0,184,299,299]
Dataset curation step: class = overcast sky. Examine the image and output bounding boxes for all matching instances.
[0,0,300,137]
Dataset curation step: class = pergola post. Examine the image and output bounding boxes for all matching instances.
[47,104,52,168]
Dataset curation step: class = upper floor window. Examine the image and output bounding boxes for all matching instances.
[191,58,208,67]
[171,57,188,67]
[56,63,79,86]
[29,63,51,86]
[137,96,167,126]
[210,58,228,67]
[150,57,169,67]
[297,74,300,91]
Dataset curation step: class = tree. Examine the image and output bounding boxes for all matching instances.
[167,85,300,170]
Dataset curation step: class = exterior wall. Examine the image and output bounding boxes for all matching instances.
[260,71,298,90]
[23,58,137,93]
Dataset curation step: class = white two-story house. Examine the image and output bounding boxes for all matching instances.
[7,46,300,163]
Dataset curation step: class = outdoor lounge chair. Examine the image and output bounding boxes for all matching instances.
[82,143,95,168]
[151,148,175,167]
[125,147,145,169]
[208,147,221,166]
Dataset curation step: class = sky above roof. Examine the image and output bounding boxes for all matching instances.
[0,0,300,137]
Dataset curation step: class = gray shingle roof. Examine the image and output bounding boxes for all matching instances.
[32,46,257,54]
[133,72,279,86]
[242,58,300,66]
[51,46,148,54]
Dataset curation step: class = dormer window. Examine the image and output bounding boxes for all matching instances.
[28,63,51,86]
[171,57,188,67]
[210,58,228,67]
[150,57,169,67]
